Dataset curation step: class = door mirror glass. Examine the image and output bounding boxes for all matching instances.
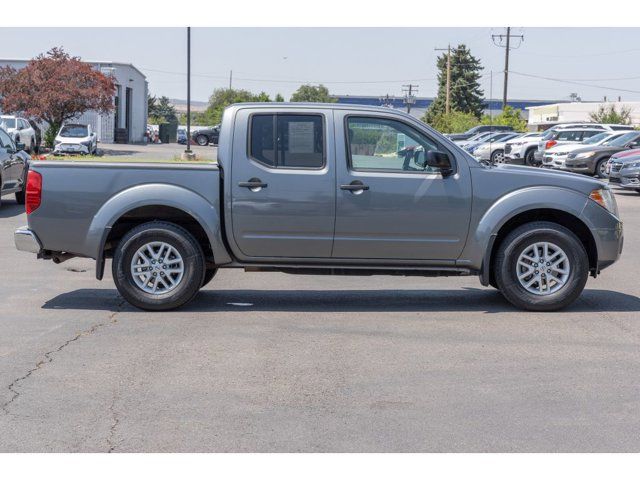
[15,142,25,151]
[426,151,453,175]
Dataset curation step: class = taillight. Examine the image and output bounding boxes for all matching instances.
[26,170,42,214]
[545,140,557,149]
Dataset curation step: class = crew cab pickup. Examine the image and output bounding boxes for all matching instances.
[15,103,623,311]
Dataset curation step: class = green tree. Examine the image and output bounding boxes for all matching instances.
[481,106,527,131]
[290,84,335,103]
[200,88,272,125]
[423,110,480,134]
[275,93,285,102]
[148,95,177,124]
[424,44,485,123]
[589,104,632,125]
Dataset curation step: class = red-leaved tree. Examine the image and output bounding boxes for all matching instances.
[0,47,116,147]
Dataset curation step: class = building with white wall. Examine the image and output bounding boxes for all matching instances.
[526,101,640,130]
[0,59,148,143]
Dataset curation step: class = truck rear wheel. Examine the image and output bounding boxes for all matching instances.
[494,221,589,311]
[112,221,205,311]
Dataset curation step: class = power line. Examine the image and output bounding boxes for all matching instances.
[510,71,640,94]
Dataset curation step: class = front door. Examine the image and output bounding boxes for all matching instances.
[230,109,335,259]
[0,129,16,191]
[333,113,472,261]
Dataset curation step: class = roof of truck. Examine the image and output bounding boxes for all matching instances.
[227,102,419,118]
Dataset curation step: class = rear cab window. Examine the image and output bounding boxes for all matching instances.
[249,113,324,169]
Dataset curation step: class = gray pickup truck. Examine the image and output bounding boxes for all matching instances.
[15,103,623,311]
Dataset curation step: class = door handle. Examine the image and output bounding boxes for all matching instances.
[340,182,369,192]
[238,179,268,189]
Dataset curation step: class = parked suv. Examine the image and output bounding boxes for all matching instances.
[53,124,98,155]
[503,132,543,166]
[0,126,29,208]
[447,125,514,142]
[0,115,38,153]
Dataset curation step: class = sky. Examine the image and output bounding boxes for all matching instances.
[2,27,640,103]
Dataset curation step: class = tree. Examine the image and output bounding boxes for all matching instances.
[424,44,485,123]
[149,96,177,123]
[481,106,527,131]
[0,47,115,147]
[589,104,631,125]
[423,110,480,134]
[275,93,285,102]
[290,84,335,103]
[199,88,272,125]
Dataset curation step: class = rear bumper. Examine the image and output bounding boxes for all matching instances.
[14,227,42,254]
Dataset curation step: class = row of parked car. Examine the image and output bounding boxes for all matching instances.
[447,122,640,193]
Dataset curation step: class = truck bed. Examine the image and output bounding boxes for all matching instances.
[26,161,221,260]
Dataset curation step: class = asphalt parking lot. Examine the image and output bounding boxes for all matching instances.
[0,186,639,452]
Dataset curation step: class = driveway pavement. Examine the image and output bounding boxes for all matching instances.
[0,188,639,452]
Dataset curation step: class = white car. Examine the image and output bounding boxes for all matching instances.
[471,132,523,163]
[53,124,98,155]
[542,130,634,169]
[0,115,37,152]
[503,132,543,165]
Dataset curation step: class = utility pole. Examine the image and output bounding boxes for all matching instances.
[434,44,451,114]
[402,84,418,114]
[492,27,524,109]
[184,26,193,158]
[229,70,233,90]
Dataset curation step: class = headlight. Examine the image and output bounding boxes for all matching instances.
[589,188,618,217]
[574,151,594,160]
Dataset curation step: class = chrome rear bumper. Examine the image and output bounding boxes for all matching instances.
[14,227,42,254]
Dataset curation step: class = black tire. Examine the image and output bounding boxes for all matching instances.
[494,221,589,311]
[524,148,536,167]
[112,221,205,311]
[195,134,209,146]
[201,268,218,288]
[595,158,609,179]
[490,149,505,164]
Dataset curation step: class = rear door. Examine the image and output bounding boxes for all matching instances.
[333,112,472,261]
[229,108,336,259]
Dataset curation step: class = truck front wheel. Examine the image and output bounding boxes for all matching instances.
[494,221,589,311]
[112,221,205,311]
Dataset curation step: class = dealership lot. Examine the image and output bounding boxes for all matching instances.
[0,185,639,452]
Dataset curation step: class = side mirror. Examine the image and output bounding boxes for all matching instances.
[425,150,453,175]
[15,142,25,151]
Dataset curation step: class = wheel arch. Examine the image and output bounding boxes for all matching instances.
[480,208,597,287]
[88,183,232,279]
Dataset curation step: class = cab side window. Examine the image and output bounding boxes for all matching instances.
[345,116,442,173]
[249,114,324,169]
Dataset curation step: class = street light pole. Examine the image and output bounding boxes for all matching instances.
[185,26,192,155]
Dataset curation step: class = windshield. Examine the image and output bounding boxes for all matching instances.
[60,125,88,138]
[467,132,492,142]
[0,117,16,129]
[583,132,610,145]
[608,132,639,147]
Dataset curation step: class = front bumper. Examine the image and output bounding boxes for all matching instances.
[54,143,90,154]
[618,170,640,189]
[14,227,42,254]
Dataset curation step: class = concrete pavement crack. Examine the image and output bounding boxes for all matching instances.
[1,299,126,416]
[107,393,120,453]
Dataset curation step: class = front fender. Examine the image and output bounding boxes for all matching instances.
[460,186,590,272]
[87,183,231,277]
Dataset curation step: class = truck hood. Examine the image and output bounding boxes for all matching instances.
[484,163,606,195]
